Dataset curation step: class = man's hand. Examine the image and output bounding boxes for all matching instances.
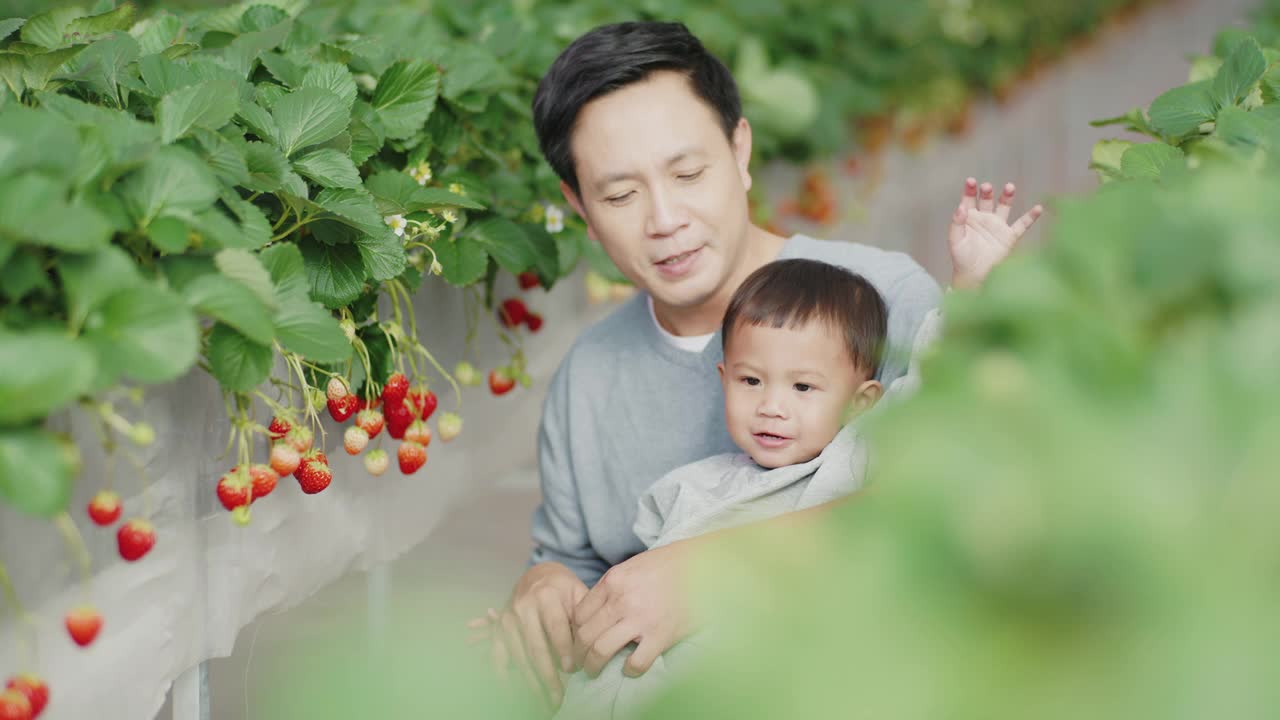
[571,541,694,679]
[948,178,1044,289]
[469,562,587,710]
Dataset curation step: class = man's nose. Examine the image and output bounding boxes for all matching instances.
[644,182,690,237]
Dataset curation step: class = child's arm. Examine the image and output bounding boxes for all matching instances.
[947,178,1043,289]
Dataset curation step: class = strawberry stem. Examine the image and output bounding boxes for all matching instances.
[54,512,93,592]
[0,562,38,668]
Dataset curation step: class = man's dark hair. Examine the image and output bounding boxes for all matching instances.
[722,259,889,378]
[532,21,742,197]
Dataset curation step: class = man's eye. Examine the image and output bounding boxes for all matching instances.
[794,383,812,392]
[677,169,704,181]
[740,376,760,386]
[606,192,634,205]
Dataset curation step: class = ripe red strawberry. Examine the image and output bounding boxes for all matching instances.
[385,400,413,439]
[355,409,384,438]
[87,490,122,526]
[117,519,156,562]
[489,369,515,396]
[5,675,47,718]
[295,458,332,494]
[343,426,369,455]
[269,442,301,476]
[267,416,291,440]
[498,298,529,328]
[404,420,432,447]
[517,271,540,290]
[286,426,314,453]
[438,412,462,442]
[0,689,31,720]
[327,393,358,422]
[525,312,544,333]
[326,377,349,401]
[249,464,278,500]
[364,449,389,476]
[408,388,438,420]
[216,473,251,511]
[65,606,103,647]
[381,372,409,404]
[397,441,426,474]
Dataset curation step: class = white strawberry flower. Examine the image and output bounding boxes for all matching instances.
[408,161,432,186]
[440,209,458,224]
[545,204,564,234]
[448,182,465,196]
[385,214,408,237]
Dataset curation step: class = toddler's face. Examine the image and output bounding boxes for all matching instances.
[719,320,881,468]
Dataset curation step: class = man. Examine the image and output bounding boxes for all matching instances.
[470,20,1042,710]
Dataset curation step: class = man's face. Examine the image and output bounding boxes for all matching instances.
[719,321,878,469]
[562,71,754,311]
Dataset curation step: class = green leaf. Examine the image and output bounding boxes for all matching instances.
[241,5,289,32]
[0,174,112,251]
[271,85,349,157]
[259,50,303,87]
[372,60,439,140]
[0,104,79,176]
[432,235,489,287]
[157,79,240,143]
[57,245,141,331]
[138,53,198,96]
[1148,80,1218,140]
[1120,143,1185,181]
[147,214,189,253]
[260,241,311,304]
[206,323,273,392]
[353,227,406,281]
[215,248,278,310]
[236,99,278,140]
[20,7,84,48]
[1214,106,1276,149]
[302,61,357,109]
[84,284,198,384]
[520,223,561,281]
[1089,139,1132,183]
[120,144,220,227]
[348,100,384,166]
[464,217,537,273]
[0,19,26,44]
[364,170,485,216]
[1212,37,1266,109]
[19,45,87,93]
[315,186,383,232]
[195,128,253,187]
[65,4,136,38]
[272,298,349,362]
[241,139,290,192]
[64,32,140,106]
[0,249,50,303]
[0,428,77,518]
[1089,107,1157,138]
[293,147,361,188]
[0,331,96,426]
[221,15,292,78]
[223,195,272,249]
[186,273,276,345]
[0,53,26,99]
[131,13,182,56]
[300,237,365,308]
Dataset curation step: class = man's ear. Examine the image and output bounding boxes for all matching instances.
[731,117,754,192]
[560,180,598,243]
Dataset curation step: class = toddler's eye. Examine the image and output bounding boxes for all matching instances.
[740,376,760,386]
[793,383,812,392]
